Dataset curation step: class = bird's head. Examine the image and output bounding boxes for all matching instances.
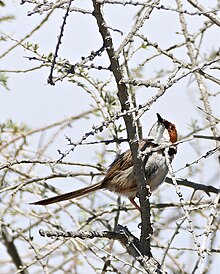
[148,113,177,144]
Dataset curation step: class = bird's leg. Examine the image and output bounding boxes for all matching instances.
[129,198,141,212]
[129,185,152,212]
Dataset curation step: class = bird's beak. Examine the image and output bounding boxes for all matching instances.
[156,113,163,123]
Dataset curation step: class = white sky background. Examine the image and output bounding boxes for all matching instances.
[0,0,220,273]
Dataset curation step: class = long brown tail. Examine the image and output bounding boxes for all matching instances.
[30,182,102,205]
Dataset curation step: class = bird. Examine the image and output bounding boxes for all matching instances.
[31,113,177,211]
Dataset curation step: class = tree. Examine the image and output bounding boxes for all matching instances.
[0,1,219,273]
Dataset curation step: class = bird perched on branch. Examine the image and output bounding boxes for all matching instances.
[31,113,177,211]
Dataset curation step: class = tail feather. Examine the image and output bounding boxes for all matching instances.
[30,182,102,205]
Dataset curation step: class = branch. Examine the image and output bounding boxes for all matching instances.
[177,0,220,147]
[48,0,73,85]
[0,108,98,151]
[92,0,152,257]
[193,135,220,141]
[198,192,220,272]
[164,150,205,261]
[173,145,220,174]
[165,178,219,196]
[0,171,102,194]
[39,225,164,274]
[187,0,220,27]
[1,225,28,274]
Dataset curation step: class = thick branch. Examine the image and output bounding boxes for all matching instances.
[92,0,151,256]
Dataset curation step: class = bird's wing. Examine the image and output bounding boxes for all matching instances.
[101,139,155,186]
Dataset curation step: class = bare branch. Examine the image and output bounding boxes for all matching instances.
[1,225,28,274]
[165,178,219,196]
[39,225,164,274]
[92,0,152,257]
